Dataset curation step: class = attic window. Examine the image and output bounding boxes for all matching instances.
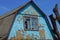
[23,16,38,31]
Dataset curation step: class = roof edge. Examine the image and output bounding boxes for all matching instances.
[0,0,32,19]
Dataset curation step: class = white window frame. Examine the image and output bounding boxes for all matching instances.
[23,16,38,31]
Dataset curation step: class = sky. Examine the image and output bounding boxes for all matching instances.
[0,0,60,33]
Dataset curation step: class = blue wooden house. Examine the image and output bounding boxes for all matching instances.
[0,0,55,40]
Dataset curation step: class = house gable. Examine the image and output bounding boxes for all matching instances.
[7,1,54,40]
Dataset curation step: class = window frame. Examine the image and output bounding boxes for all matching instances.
[23,16,38,31]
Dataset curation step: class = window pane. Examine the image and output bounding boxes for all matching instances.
[24,17,30,30]
[31,17,38,30]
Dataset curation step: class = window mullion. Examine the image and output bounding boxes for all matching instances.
[30,17,32,30]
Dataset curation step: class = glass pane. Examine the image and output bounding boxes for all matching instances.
[31,17,38,30]
[24,17,31,30]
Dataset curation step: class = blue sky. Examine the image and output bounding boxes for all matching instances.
[0,0,60,32]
